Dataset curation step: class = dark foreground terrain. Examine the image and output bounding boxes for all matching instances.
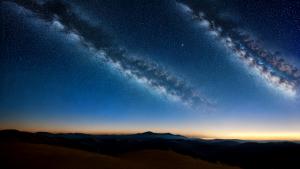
[0,142,239,169]
[0,130,299,169]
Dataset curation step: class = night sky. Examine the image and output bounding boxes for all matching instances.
[1,0,300,140]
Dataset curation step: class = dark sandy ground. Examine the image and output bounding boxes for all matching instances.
[0,142,240,169]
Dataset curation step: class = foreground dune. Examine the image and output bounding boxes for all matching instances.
[0,142,240,169]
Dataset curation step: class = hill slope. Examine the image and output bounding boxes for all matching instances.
[0,142,239,169]
[1,130,299,169]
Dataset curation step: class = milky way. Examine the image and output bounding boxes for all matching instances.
[4,0,212,109]
[177,0,300,97]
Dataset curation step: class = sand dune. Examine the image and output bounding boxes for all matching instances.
[0,142,240,169]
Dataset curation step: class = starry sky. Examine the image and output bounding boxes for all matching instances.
[1,0,300,140]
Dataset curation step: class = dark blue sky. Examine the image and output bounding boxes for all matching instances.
[1,0,300,140]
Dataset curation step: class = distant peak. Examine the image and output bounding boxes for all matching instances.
[142,131,156,135]
[135,131,187,140]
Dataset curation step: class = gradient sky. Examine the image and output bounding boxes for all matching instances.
[1,0,300,140]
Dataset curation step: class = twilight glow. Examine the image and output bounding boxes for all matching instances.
[1,0,300,140]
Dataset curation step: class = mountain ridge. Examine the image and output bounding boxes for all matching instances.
[1,129,300,169]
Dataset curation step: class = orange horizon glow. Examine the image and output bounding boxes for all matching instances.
[1,126,300,141]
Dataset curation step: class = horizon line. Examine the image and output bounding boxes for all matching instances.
[1,128,300,142]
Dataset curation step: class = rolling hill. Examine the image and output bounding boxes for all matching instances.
[1,130,299,169]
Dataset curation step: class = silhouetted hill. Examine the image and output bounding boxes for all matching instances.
[0,129,299,169]
[1,142,240,169]
[127,131,188,140]
[28,130,188,140]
